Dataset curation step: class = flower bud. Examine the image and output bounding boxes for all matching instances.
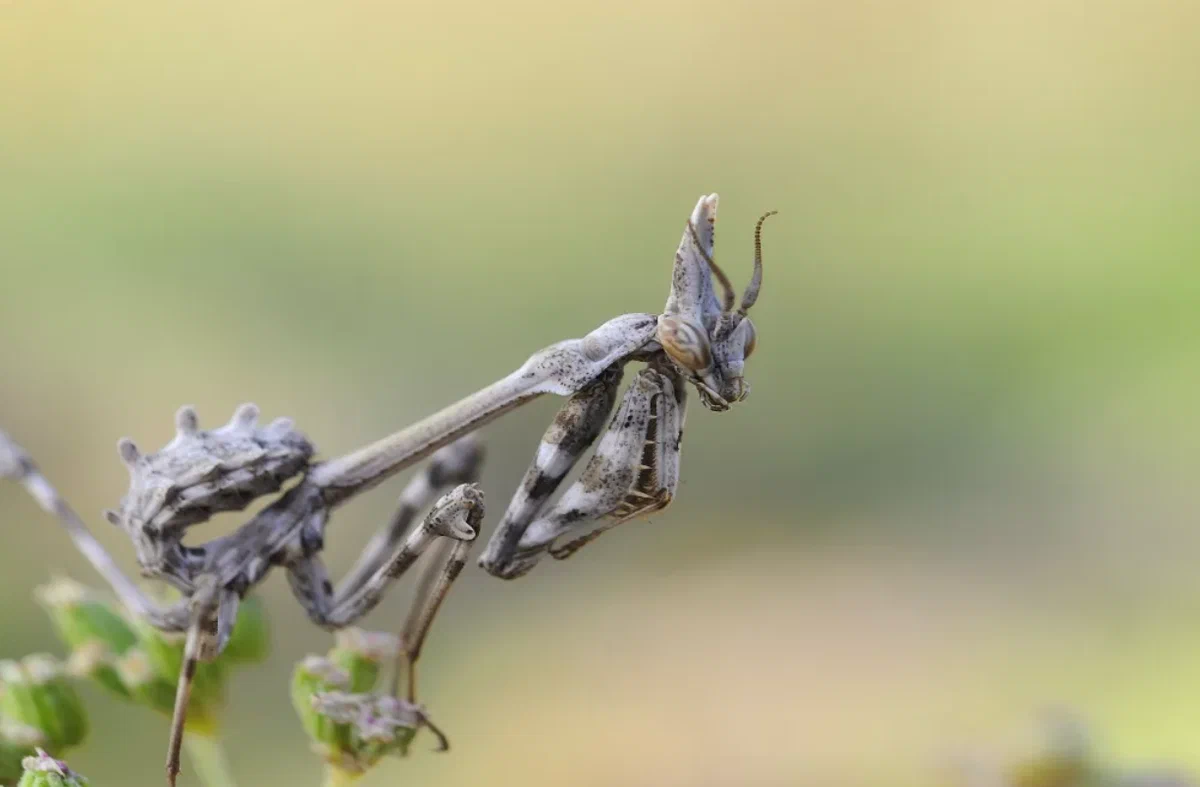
[63,642,130,700]
[35,579,137,656]
[0,657,88,754]
[291,629,442,778]
[37,577,141,701]
[18,657,87,753]
[328,629,399,694]
[16,749,88,787]
[309,692,424,771]
[112,650,179,720]
[0,723,44,785]
[291,656,352,759]
[117,630,225,736]
[347,694,419,762]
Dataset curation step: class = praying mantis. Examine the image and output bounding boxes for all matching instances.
[0,193,774,784]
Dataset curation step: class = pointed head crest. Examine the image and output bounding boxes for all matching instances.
[658,194,775,411]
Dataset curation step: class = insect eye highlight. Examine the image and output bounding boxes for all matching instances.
[656,316,713,374]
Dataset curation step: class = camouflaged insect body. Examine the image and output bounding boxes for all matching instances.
[0,194,774,786]
[109,405,314,579]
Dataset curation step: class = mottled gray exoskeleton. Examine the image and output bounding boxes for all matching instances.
[0,193,773,785]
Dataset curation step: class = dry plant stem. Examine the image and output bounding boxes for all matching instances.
[183,734,238,787]
[166,577,227,787]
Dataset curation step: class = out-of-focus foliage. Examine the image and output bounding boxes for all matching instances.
[38,579,269,734]
[951,712,1195,787]
[0,658,87,785]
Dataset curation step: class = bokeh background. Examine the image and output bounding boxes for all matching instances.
[2,1,1199,785]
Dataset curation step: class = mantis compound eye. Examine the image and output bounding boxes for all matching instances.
[656,315,713,374]
[740,318,757,359]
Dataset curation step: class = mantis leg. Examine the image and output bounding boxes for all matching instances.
[477,365,624,578]
[490,367,686,579]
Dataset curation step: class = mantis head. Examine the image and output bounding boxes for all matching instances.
[657,193,775,411]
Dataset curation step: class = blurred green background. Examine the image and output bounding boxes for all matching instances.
[2,0,1199,784]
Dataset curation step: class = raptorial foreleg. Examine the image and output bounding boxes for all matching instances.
[477,365,623,577]
[488,367,686,579]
